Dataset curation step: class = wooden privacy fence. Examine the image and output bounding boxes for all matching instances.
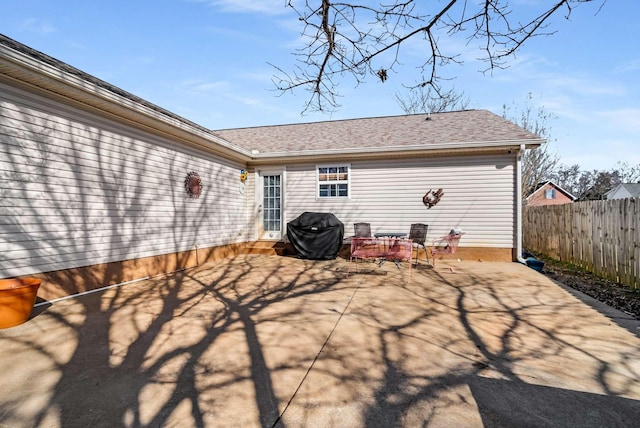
[523,198,639,289]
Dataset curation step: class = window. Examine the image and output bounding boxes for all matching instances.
[545,188,556,199]
[317,165,350,198]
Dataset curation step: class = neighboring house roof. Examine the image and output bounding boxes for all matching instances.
[605,183,640,199]
[1,33,544,164]
[526,181,576,202]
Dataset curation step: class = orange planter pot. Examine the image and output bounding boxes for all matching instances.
[0,278,42,329]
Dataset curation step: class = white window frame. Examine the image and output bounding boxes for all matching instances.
[544,188,556,199]
[317,164,351,199]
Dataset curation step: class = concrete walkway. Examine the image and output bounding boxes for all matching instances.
[1,255,639,427]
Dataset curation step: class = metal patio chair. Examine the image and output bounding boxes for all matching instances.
[408,223,429,266]
[354,222,372,238]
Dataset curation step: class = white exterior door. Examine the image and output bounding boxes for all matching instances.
[258,171,283,240]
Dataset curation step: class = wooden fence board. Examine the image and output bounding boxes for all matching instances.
[524,198,639,289]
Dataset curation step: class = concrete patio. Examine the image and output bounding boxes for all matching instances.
[1,254,639,427]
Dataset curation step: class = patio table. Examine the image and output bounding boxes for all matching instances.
[374,233,408,266]
[374,232,407,238]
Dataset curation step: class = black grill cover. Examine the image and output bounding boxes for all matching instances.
[287,212,344,260]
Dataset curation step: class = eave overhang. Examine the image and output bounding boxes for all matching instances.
[0,42,253,163]
[1,39,545,167]
[245,138,545,166]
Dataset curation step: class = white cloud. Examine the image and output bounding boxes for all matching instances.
[20,18,55,35]
[238,70,275,84]
[597,108,640,134]
[615,59,640,73]
[181,79,233,93]
[134,56,155,65]
[544,75,624,97]
[194,0,288,15]
[204,25,264,42]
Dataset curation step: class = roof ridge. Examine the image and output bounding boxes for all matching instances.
[213,109,482,132]
[0,33,211,134]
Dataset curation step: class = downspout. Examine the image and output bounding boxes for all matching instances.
[516,144,527,264]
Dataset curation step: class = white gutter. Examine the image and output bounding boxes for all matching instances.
[516,143,527,264]
[0,42,254,161]
[2,37,547,166]
[249,138,545,161]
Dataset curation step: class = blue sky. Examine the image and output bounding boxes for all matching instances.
[2,0,638,171]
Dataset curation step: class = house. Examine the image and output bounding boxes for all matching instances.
[525,181,576,206]
[0,34,544,299]
[604,183,640,200]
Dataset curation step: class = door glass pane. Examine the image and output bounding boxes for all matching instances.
[263,175,281,232]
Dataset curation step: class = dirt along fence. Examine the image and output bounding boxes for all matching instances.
[523,198,640,289]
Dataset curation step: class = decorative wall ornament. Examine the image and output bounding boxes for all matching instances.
[423,188,444,209]
[184,171,203,198]
[239,169,248,193]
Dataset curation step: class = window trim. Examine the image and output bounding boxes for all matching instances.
[544,188,556,199]
[316,164,351,199]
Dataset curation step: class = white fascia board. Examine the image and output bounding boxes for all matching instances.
[0,44,253,161]
[1,42,545,164]
[250,138,546,161]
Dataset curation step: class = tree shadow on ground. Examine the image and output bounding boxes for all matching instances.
[1,258,639,427]
[357,266,640,427]
[0,255,354,427]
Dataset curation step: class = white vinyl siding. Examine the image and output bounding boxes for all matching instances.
[281,155,516,248]
[0,83,249,278]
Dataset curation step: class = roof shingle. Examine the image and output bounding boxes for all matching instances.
[213,110,542,155]
[2,33,542,159]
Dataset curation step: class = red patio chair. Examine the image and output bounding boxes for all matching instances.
[430,232,464,267]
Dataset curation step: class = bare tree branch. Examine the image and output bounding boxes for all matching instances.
[274,0,602,113]
[396,86,470,114]
[502,93,559,201]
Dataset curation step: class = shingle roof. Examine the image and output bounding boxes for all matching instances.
[607,183,640,198]
[621,183,640,197]
[0,33,211,135]
[2,33,543,161]
[526,180,576,201]
[213,110,542,155]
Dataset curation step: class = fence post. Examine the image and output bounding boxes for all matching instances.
[524,198,640,289]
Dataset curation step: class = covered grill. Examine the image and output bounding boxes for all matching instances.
[286,212,344,260]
